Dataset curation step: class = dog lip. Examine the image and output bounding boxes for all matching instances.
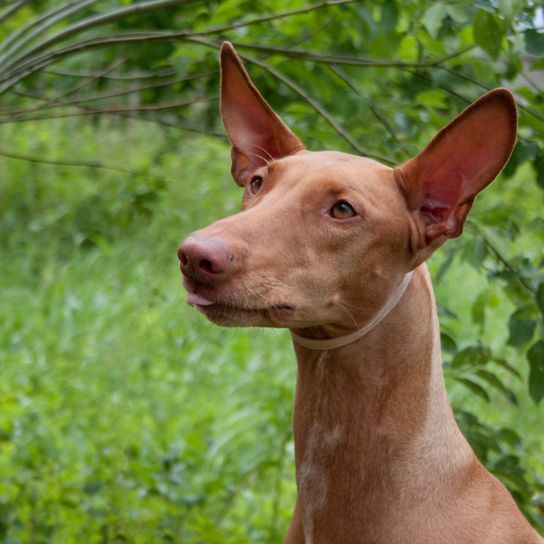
[187,292,214,306]
[203,302,294,314]
[183,279,294,314]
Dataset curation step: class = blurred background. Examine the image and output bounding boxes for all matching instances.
[0,0,543,542]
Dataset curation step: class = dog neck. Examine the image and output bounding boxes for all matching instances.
[289,264,475,541]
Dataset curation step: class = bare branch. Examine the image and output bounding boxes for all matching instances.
[10,88,225,137]
[467,221,536,295]
[0,3,473,95]
[240,51,394,164]
[44,66,176,80]
[189,0,358,37]
[0,95,217,124]
[222,42,475,68]
[1,70,215,115]
[328,65,410,157]
[6,56,129,120]
[120,112,224,138]
[437,65,544,124]
[0,0,98,67]
[0,148,177,183]
[0,0,26,26]
[1,0,190,73]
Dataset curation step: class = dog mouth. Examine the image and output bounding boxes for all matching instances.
[183,281,294,321]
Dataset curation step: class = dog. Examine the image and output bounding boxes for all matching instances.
[178,42,543,543]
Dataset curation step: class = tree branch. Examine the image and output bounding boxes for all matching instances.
[189,0,358,38]
[0,0,188,72]
[0,0,26,26]
[0,0,98,69]
[0,148,176,183]
[239,51,394,164]
[43,66,176,80]
[467,222,536,295]
[0,95,217,124]
[1,70,215,116]
[5,56,128,120]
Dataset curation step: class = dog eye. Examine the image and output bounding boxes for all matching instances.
[249,175,263,195]
[330,201,356,219]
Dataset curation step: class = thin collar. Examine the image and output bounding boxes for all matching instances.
[290,272,414,351]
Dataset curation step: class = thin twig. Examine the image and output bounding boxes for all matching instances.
[0,0,98,67]
[10,88,225,138]
[189,0,358,38]
[226,46,395,164]
[225,42,475,68]
[437,65,544,123]
[0,0,26,26]
[43,66,176,80]
[5,56,128,120]
[0,148,177,183]
[0,95,217,124]
[328,65,410,157]
[0,28,474,94]
[1,0,188,72]
[0,70,215,116]
[468,222,536,295]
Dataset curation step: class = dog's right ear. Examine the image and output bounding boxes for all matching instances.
[220,42,304,187]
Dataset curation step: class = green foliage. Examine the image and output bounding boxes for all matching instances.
[0,0,543,541]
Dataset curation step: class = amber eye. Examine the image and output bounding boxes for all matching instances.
[249,175,263,195]
[330,200,356,219]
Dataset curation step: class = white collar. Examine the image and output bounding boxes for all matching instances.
[290,272,413,351]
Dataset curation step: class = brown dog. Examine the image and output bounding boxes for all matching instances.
[178,42,543,543]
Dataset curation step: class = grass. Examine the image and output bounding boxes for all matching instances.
[0,118,542,542]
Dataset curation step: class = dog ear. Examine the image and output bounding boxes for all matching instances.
[220,42,304,186]
[395,88,517,262]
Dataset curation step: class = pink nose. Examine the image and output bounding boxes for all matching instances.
[178,236,233,282]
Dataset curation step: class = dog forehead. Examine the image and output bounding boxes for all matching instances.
[270,150,395,197]
[274,150,389,180]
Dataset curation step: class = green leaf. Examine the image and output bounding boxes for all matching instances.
[504,140,538,178]
[507,309,536,347]
[415,89,448,109]
[423,3,447,39]
[446,5,468,24]
[451,345,491,368]
[440,332,457,354]
[524,29,544,56]
[537,283,544,318]
[527,340,544,404]
[380,0,398,33]
[492,358,521,380]
[472,291,487,327]
[534,152,544,190]
[457,378,491,402]
[473,10,503,60]
[475,369,517,405]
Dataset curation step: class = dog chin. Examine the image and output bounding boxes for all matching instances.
[196,303,292,328]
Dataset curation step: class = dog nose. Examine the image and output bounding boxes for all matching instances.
[178,236,233,282]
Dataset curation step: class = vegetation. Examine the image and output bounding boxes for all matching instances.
[0,0,543,541]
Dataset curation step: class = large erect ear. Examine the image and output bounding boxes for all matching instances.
[395,88,517,261]
[220,42,304,186]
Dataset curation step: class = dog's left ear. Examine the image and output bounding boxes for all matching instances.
[396,88,517,262]
[220,42,304,186]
